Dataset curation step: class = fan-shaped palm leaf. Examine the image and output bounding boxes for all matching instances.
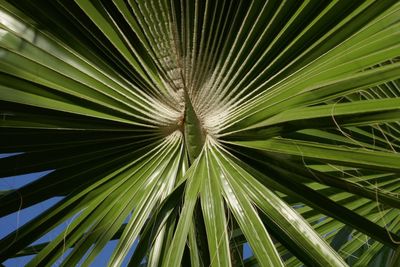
[1,0,400,266]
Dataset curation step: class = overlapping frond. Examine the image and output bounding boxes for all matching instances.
[1,0,400,266]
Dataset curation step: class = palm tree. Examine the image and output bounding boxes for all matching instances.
[1,0,400,266]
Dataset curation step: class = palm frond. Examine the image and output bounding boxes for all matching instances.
[1,0,400,266]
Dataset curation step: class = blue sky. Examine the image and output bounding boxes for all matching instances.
[0,153,252,266]
[0,153,138,267]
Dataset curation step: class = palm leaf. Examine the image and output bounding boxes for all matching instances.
[1,0,400,266]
